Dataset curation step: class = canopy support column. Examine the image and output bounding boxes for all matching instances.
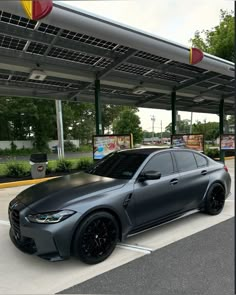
[95,79,103,135]
[219,98,225,163]
[171,91,176,136]
[55,100,64,159]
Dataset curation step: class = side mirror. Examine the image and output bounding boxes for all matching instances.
[139,171,161,182]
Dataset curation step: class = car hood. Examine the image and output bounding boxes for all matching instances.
[16,172,127,212]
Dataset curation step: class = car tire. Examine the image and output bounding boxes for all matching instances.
[73,211,119,264]
[203,183,225,215]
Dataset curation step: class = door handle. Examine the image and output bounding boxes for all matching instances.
[170,179,178,185]
[123,194,132,208]
[201,170,207,175]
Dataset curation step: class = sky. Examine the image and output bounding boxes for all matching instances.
[62,0,234,132]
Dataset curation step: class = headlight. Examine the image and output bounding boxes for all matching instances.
[26,210,75,224]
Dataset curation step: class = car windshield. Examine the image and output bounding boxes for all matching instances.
[86,152,148,179]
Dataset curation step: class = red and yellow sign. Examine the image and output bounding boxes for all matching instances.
[189,48,204,65]
[21,0,53,20]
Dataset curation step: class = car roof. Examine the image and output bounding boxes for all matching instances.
[120,147,168,155]
[119,147,205,156]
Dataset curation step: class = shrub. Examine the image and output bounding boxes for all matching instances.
[5,162,30,178]
[76,158,93,171]
[64,141,77,152]
[10,142,17,153]
[205,148,220,159]
[55,159,73,173]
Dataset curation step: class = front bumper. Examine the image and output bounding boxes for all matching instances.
[8,200,81,261]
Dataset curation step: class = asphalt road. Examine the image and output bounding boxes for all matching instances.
[0,152,92,163]
[61,217,235,295]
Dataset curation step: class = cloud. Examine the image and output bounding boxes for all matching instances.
[63,0,233,46]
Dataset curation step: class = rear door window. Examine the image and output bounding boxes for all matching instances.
[174,151,197,172]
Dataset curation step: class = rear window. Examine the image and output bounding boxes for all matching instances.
[194,153,208,167]
[174,151,197,172]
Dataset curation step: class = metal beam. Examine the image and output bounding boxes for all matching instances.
[219,99,225,163]
[136,94,167,107]
[69,49,137,100]
[95,79,102,135]
[176,72,221,91]
[97,48,137,79]
[171,91,176,136]
[55,100,64,159]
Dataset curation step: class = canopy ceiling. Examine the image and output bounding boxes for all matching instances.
[0,2,234,114]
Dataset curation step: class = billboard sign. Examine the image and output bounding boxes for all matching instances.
[171,134,204,152]
[93,134,133,160]
[220,134,235,150]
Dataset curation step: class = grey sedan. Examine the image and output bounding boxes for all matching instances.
[8,148,231,264]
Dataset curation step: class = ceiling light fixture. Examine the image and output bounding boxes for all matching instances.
[29,69,47,81]
[193,97,205,103]
[132,86,146,95]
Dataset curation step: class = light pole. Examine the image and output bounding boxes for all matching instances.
[151,115,155,144]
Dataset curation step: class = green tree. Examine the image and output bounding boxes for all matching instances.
[113,109,143,144]
[190,10,234,61]
[68,102,95,144]
[102,105,137,133]
[165,119,191,134]
[192,121,219,140]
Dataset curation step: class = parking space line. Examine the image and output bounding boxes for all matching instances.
[117,243,153,254]
[0,220,10,225]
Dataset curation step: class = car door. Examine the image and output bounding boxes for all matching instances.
[133,151,181,227]
[172,150,210,211]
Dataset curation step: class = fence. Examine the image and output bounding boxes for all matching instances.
[0,140,80,150]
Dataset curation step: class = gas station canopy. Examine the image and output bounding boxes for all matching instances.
[0,1,234,114]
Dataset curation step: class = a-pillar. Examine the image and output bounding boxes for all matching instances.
[55,99,64,159]
[219,98,225,163]
[95,79,103,135]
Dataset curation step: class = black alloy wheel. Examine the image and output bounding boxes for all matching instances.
[73,211,119,264]
[204,183,225,215]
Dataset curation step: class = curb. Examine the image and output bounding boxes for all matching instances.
[225,156,235,160]
[0,177,58,189]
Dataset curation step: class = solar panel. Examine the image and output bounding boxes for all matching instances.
[0,34,27,51]
[0,74,10,80]
[115,63,152,76]
[28,79,72,88]
[48,47,102,65]
[135,51,169,63]
[37,23,60,35]
[61,29,129,54]
[10,75,27,82]
[196,81,216,88]
[26,42,48,55]
[94,57,113,68]
[169,61,206,73]
[0,11,37,29]
[146,70,185,82]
